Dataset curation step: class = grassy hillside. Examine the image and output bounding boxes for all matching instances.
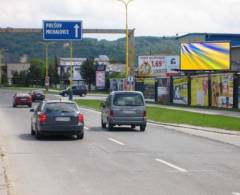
[0,32,179,63]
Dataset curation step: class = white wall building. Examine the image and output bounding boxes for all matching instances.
[59,55,110,85]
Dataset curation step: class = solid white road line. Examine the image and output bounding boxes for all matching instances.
[108,138,125,146]
[155,158,187,173]
[232,192,240,195]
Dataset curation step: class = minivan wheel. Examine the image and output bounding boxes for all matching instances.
[101,119,106,128]
[140,125,146,132]
[108,123,113,131]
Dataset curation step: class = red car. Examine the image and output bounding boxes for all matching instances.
[13,93,32,107]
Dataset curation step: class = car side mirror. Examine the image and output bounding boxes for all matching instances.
[100,102,106,108]
[30,108,35,112]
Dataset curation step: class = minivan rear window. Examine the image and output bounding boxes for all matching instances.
[113,93,144,106]
[45,103,78,113]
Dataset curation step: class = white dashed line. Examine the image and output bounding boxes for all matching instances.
[155,158,187,173]
[232,192,240,195]
[108,138,125,146]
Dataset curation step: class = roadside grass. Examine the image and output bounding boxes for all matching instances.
[75,99,240,131]
[75,99,103,111]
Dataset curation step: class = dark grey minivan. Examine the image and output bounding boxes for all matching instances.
[101,91,147,131]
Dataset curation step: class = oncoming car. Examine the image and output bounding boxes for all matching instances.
[31,90,45,102]
[30,100,84,139]
[101,91,147,131]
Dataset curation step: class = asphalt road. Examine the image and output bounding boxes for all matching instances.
[0,89,240,195]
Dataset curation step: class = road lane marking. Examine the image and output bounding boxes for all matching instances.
[108,138,125,146]
[155,158,187,173]
[232,192,240,195]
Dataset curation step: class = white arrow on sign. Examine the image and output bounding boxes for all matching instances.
[74,24,80,38]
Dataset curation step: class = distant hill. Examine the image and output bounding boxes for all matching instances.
[0,32,179,64]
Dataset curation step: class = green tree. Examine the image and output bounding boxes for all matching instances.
[28,59,44,86]
[80,57,96,91]
[48,56,60,85]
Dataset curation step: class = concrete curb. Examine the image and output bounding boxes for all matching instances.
[148,120,240,136]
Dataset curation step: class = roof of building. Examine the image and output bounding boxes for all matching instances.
[177,33,240,39]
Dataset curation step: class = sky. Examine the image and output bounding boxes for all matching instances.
[0,0,240,40]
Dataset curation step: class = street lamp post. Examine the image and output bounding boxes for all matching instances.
[118,0,134,79]
[39,42,54,91]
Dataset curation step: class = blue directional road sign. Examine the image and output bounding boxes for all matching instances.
[43,20,82,41]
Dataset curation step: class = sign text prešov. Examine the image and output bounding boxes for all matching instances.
[43,20,82,40]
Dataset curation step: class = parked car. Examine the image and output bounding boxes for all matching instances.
[30,100,84,139]
[13,93,32,107]
[59,85,87,97]
[31,90,45,102]
[101,91,147,131]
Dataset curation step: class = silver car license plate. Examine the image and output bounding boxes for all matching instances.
[55,117,70,122]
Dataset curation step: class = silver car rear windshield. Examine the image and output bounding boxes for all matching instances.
[45,103,78,113]
[113,93,144,106]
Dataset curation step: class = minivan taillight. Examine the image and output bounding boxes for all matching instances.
[110,110,114,117]
[38,113,47,123]
[79,114,84,123]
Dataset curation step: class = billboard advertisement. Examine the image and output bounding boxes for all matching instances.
[173,77,188,105]
[211,74,233,108]
[138,55,179,76]
[157,78,171,104]
[96,71,105,89]
[110,79,128,92]
[191,76,209,106]
[181,42,231,70]
[96,64,106,90]
[144,78,155,100]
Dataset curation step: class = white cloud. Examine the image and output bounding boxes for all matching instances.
[0,0,240,39]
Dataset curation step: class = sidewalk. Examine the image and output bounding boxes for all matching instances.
[0,152,8,195]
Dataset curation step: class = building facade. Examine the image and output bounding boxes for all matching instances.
[59,55,110,86]
[7,63,30,83]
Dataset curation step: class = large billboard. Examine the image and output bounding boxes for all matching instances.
[173,77,188,105]
[191,76,209,106]
[181,42,231,70]
[138,55,179,76]
[211,74,233,108]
